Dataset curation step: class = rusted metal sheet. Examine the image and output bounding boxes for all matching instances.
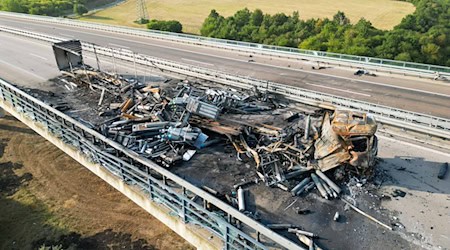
[52,40,83,71]
[314,112,351,171]
[315,111,378,172]
[331,110,377,136]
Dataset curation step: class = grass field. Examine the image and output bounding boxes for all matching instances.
[79,0,415,34]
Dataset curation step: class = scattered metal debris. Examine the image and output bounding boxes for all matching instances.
[341,198,393,231]
[354,69,377,77]
[238,186,246,212]
[297,234,324,250]
[333,212,340,222]
[392,189,407,198]
[288,228,318,238]
[267,224,295,230]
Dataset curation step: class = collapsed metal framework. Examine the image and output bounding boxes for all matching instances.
[0,78,304,249]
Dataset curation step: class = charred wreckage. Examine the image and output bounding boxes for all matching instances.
[48,41,382,245]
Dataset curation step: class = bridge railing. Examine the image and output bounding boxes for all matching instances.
[1,25,449,140]
[1,11,449,79]
[0,77,304,249]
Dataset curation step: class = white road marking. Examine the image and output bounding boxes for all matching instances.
[39,23,447,98]
[0,58,47,81]
[305,82,372,97]
[29,53,48,61]
[59,33,74,38]
[181,58,214,66]
[108,43,130,49]
[251,61,450,99]
[104,34,450,98]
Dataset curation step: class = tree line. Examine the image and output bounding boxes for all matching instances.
[200,0,450,66]
[0,0,109,16]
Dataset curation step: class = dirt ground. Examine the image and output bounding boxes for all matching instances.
[0,114,192,250]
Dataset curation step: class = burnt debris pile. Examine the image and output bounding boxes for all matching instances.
[49,40,379,201]
[55,63,379,201]
[33,40,389,248]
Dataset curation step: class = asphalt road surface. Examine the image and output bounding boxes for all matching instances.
[1,15,449,118]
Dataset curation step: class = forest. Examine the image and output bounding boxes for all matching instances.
[200,0,450,66]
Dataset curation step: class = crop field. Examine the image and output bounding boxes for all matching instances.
[79,0,415,34]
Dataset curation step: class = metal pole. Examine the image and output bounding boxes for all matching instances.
[238,186,245,211]
[93,46,101,71]
[143,58,147,84]
[133,52,138,79]
[304,115,310,140]
[111,48,117,75]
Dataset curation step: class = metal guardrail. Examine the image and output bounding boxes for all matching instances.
[1,25,449,140]
[1,11,450,79]
[0,77,305,250]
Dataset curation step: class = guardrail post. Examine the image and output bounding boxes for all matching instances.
[60,120,66,141]
[181,187,187,223]
[162,175,167,186]
[225,226,231,250]
[119,162,125,180]
[133,52,138,79]
[146,168,155,200]
[0,86,4,118]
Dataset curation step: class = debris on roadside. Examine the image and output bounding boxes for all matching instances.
[297,209,313,215]
[333,212,340,221]
[354,69,377,77]
[341,198,393,231]
[392,189,407,198]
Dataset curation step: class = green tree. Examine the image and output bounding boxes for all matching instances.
[201,10,225,37]
[333,11,350,26]
[250,9,263,26]
[74,3,88,16]
[148,20,183,33]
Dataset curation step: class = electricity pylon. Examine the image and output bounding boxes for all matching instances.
[136,0,149,24]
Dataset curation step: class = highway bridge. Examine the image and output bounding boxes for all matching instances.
[0,12,449,250]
